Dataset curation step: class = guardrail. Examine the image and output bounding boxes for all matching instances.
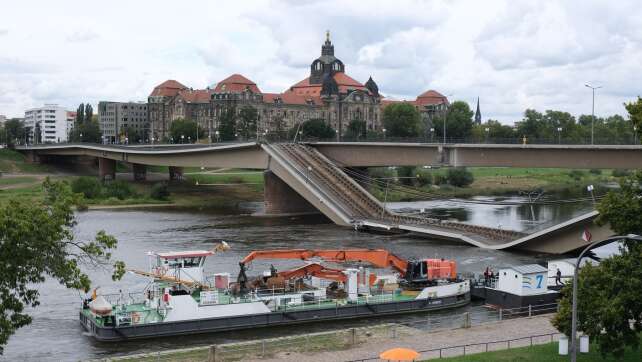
[346,332,563,361]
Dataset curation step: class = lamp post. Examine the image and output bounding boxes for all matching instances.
[585,83,602,145]
[181,134,185,144]
[557,127,563,144]
[484,127,490,143]
[382,128,387,141]
[79,133,83,143]
[335,129,339,142]
[633,126,638,145]
[215,130,220,143]
[430,127,435,143]
[569,234,642,362]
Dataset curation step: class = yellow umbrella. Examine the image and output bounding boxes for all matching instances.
[379,347,420,361]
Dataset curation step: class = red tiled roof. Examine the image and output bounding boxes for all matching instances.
[287,72,369,96]
[213,74,261,93]
[150,80,188,97]
[415,90,449,106]
[263,92,321,106]
[177,89,213,103]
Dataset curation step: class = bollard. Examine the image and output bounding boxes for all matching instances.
[208,345,218,362]
[499,308,503,321]
[351,328,357,345]
[462,312,471,328]
[261,340,266,358]
[528,304,532,317]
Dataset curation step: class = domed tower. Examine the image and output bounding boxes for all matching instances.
[310,31,345,84]
[365,76,379,97]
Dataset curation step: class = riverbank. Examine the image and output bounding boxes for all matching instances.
[96,315,559,362]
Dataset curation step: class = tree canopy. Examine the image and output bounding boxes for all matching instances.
[169,118,202,143]
[70,103,101,143]
[237,106,258,140]
[2,119,26,147]
[433,101,473,141]
[382,103,421,138]
[0,178,124,353]
[553,171,642,358]
[297,118,336,140]
[344,119,367,140]
[217,107,237,141]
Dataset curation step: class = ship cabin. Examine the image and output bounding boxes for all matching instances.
[149,250,214,284]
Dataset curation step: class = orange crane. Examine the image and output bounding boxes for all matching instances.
[237,249,457,291]
[276,263,377,285]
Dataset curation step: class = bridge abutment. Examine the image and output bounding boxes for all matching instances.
[132,163,147,181]
[169,166,184,181]
[263,170,317,215]
[98,158,116,181]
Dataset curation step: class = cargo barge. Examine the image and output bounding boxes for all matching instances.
[80,243,470,341]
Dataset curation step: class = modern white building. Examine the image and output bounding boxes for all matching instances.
[24,104,71,143]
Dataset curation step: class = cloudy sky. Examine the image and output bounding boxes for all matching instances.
[1,0,641,122]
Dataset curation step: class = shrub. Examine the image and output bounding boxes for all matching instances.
[569,170,585,181]
[612,169,631,177]
[396,166,415,186]
[446,167,474,187]
[589,168,602,175]
[433,174,448,185]
[415,169,433,187]
[150,182,170,200]
[102,180,135,200]
[71,177,102,199]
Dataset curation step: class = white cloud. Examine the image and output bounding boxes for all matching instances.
[0,0,640,123]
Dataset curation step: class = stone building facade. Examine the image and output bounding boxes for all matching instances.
[98,101,148,143]
[147,33,449,141]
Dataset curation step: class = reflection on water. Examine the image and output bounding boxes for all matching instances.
[3,197,591,361]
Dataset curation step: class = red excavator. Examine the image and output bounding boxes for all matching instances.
[237,249,457,292]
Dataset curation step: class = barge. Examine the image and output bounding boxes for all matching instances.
[80,244,470,341]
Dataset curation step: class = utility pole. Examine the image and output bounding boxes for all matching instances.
[585,83,602,145]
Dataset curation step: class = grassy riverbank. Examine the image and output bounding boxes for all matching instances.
[369,167,618,201]
[437,336,642,362]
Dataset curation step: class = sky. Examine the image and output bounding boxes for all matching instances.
[1,0,641,123]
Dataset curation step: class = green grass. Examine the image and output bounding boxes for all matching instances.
[0,148,51,173]
[0,176,38,186]
[435,339,641,362]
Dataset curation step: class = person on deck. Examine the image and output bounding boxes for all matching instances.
[484,267,490,286]
[555,268,563,286]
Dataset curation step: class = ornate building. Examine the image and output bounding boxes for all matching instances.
[147,32,448,141]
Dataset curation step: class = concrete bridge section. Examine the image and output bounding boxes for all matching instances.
[312,142,642,169]
[18,142,625,254]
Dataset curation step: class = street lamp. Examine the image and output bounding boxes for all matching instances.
[335,128,339,142]
[557,127,563,144]
[430,127,435,143]
[79,133,83,143]
[215,130,220,143]
[181,134,185,144]
[569,234,642,362]
[585,83,602,145]
[633,125,638,145]
[382,128,387,141]
[484,127,490,143]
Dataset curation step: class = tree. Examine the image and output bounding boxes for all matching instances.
[345,119,367,140]
[3,119,25,147]
[121,126,143,143]
[270,115,287,141]
[217,107,237,141]
[624,96,642,129]
[298,118,336,140]
[0,178,124,353]
[446,167,474,187]
[471,120,516,143]
[169,118,200,143]
[382,103,421,138]
[434,101,473,141]
[84,104,93,125]
[70,103,101,143]
[553,172,642,358]
[237,106,258,140]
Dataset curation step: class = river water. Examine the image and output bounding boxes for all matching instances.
[2,197,598,361]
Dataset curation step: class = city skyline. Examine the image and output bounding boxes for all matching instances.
[1,0,641,122]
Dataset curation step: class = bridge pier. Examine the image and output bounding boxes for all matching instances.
[263,170,317,215]
[98,158,116,181]
[169,166,184,181]
[132,163,147,181]
[24,150,41,164]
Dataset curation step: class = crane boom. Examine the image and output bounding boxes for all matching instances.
[240,249,410,276]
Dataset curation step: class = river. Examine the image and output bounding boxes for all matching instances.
[2,197,600,361]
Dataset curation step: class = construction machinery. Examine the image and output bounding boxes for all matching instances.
[237,248,457,292]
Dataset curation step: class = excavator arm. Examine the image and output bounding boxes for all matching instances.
[276,263,378,285]
[240,249,409,277]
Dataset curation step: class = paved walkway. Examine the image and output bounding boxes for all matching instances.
[247,315,559,362]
